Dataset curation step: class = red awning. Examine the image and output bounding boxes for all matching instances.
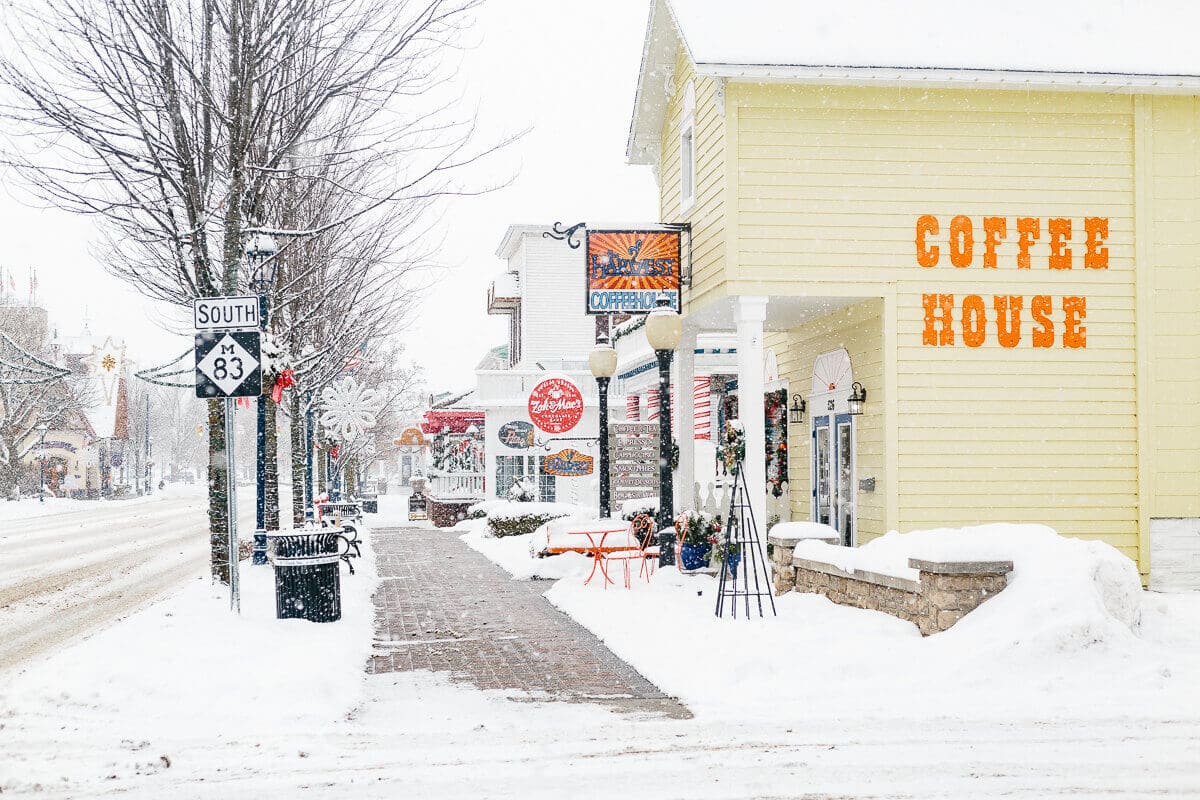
[420,410,485,435]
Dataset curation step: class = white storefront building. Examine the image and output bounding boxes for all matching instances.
[475,226,619,505]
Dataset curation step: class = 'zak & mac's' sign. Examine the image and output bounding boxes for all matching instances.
[915,215,1110,350]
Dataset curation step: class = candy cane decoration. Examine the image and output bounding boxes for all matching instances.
[646,388,659,422]
[626,394,640,421]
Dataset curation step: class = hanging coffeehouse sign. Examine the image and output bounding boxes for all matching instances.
[585,229,681,314]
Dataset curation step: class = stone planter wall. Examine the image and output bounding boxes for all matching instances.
[794,558,922,624]
[768,534,1012,636]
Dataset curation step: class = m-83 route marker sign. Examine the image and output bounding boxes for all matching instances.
[194,331,262,399]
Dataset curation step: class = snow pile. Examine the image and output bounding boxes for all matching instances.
[544,523,1198,722]
[459,518,593,581]
[794,523,1144,652]
[768,520,840,542]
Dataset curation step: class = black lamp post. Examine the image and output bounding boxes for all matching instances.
[247,233,278,564]
[35,423,48,502]
[589,335,617,518]
[645,295,682,566]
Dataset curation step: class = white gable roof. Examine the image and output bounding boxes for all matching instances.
[629,0,1200,163]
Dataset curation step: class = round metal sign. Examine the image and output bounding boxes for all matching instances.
[528,378,584,434]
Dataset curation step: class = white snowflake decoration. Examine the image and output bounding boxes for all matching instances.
[319,377,383,441]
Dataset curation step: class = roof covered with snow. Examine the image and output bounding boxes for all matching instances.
[629,0,1200,162]
[671,0,1200,77]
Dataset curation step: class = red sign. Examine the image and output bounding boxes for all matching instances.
[528,378,584,434]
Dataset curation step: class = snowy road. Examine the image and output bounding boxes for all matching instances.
[0,490,253,673]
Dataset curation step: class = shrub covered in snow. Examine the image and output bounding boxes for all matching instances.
[620,496,658,521]
[483,501,591,538]
[506,477,537,502]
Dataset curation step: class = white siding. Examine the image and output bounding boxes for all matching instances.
[515,234,595,365]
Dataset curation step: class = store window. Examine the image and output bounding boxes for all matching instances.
[495,455,533,499]
[680,81,695,211]
[538,472,556,503]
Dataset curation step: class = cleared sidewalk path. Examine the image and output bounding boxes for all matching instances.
[370,526,688,717]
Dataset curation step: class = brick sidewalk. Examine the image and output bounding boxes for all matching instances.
[369,527,687,717]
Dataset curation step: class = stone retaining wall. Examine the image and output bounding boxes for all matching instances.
[768,534,1012,635]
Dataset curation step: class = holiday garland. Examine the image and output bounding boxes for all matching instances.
[764,388,789,497]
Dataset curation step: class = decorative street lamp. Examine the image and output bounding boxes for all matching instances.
[35,423,48,503]
[645,295,682,566]
[247,233,278,565]
[848,381,867,416]
[789,394,806,424]
[588,335,618,518]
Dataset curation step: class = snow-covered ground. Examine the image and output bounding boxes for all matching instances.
[3,499,1199,798]
[0,483,257,673]
[0,480,205,522]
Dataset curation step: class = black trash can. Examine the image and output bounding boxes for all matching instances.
[267,529,344,622]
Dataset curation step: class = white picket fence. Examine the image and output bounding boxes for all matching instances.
[694,478,790,525]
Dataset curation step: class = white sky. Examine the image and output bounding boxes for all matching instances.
[0,0,659,391]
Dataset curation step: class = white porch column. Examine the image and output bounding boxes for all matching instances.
[735,296,769,533]
[675,330,698,514]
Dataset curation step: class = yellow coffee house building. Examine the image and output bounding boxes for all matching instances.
[627,0,1200,587]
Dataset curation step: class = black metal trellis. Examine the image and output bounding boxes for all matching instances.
[715,460,776,619]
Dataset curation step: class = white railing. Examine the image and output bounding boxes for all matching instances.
[428,472,486,502]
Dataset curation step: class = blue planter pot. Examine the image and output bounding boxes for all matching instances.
[679,542,712,571]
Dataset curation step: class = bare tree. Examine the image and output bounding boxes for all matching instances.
[0,304,97,496]
[0,0,495,580]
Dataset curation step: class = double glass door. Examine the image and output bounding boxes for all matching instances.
[812,413,854,546]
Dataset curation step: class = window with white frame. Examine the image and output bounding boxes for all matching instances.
[680,81,696,211]
[495,455,533,498]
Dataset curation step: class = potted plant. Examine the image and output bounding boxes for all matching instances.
[675,510,712,570]
[707,515,741,577]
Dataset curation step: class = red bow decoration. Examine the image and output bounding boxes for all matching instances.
[271,368,296,403]
[330,445,340,460]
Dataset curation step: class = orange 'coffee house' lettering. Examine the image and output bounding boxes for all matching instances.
[916,215,1109,270]
[915,214,1107,350]
[922,294,1086,349]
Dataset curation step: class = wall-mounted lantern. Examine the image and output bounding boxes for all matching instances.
[848,382,867,416]
[789,394,806,424]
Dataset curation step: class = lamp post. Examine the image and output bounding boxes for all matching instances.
[645,295,682,566]
[589,335,618,518]
[247,233,278,565]
[35,423,48,502]
[304,390,315,522]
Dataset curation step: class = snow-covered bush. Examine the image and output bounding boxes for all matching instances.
[506,477,536,502]
[483,500,589,538]
[620,496,658,521]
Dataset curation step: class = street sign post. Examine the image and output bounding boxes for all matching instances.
[194,296,261,331]
[193,315,262,615]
